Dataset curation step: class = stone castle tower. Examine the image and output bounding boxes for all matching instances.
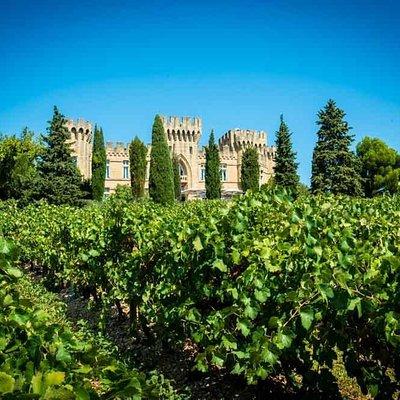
[66,115,276,199]
[162,116,202,193]
[65,118,93,180]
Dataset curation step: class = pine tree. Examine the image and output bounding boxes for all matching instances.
[205,130,221,199]
[274,115,299,191]
[311,99,362,196]
[37,106,84,206]
[241,147,260,192]
[172,155,181,200]
[91,125,106,201]
[148,115,175,204]
[129,136,147,199]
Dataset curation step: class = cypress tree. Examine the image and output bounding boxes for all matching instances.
[311,99,362,195]
[172,155,181,200]
[148,115,175,204]
[274,115,299,191]
[91,125,106,201]
[129,136,147,199]
[37,106,84,206]
[241,147,260,192]
[205,130,221,199]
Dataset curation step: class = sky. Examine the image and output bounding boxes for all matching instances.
[0,0,399,184]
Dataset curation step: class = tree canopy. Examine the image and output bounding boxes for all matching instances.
[148,115,175,204]
[356,136,399,196]
[274,115,299,192]
[91,125,106,201]
[205,130,221,199]
[0,128,42,205]
[37,106,84,206]
[129,136,147,199]
[311,99,362,196]
[241,147,260,192]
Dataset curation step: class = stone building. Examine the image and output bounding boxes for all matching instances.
[65,116,276,199]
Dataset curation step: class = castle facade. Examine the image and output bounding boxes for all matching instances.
[66,116,276,199]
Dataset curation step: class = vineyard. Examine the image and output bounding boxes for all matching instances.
[0,190,399,399]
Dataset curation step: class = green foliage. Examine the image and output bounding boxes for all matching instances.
[1,192,400,398]
[172,155,181,201]
[149,115,174,205]
[91,125,106,201]
[356,136,400,196]
[37,106,84,206]
[0,128,42,205]
[0,235,181,399]
[205,130,221,199]
[241,147,260,192]
[129,136,148,199]
[274,115,299,192]
[311,99,362,196]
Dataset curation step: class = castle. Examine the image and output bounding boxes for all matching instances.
[65,116,276,199]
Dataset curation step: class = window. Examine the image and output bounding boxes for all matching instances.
[179,164,186,177]
[106,160,110,179]
[189,146,193,155]
[220,164,227,182]
[123,160,129,179]
[104,187,110,198]
[200,164,205,181]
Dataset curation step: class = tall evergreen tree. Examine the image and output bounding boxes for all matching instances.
[91,125,106,201]
[129,136,147,199]
[241,147,260,192]
[37,106,84,205]
[172,155,181,200]
[274,115,299,191]
[148,115,175,204]
[205,130,221,199]
[311,99,362,196]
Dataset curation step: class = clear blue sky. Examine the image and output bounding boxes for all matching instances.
[1,0,399,183]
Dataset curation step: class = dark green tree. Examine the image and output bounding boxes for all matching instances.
[356,136,400,196]
[129,136,147,199]
[148,115,175,204]
[0,128,42,204]
[241,147,260,192]
[311,99,362,196]
[37,106,84,206]
[274,115,299,191]
[172,155,181,201]
[91,125,106,201]
[205,130,221,199]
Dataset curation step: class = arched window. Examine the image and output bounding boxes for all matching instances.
[179,163,186,177]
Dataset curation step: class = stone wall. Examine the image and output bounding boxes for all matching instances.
[67,115,276,198]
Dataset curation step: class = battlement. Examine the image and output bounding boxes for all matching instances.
[65,118,92,134]
[219,128,268,149]
[106,141,130,155]
[161,116,202,132]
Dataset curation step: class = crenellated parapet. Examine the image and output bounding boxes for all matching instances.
[161,116,202,144]
[65,118,93,143]
[105,141,130,157]
[219,128,268,151]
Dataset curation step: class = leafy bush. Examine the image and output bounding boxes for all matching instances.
[1,192,399,398]
[0,236,181,399]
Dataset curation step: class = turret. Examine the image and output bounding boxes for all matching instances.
[65,118,93,179]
